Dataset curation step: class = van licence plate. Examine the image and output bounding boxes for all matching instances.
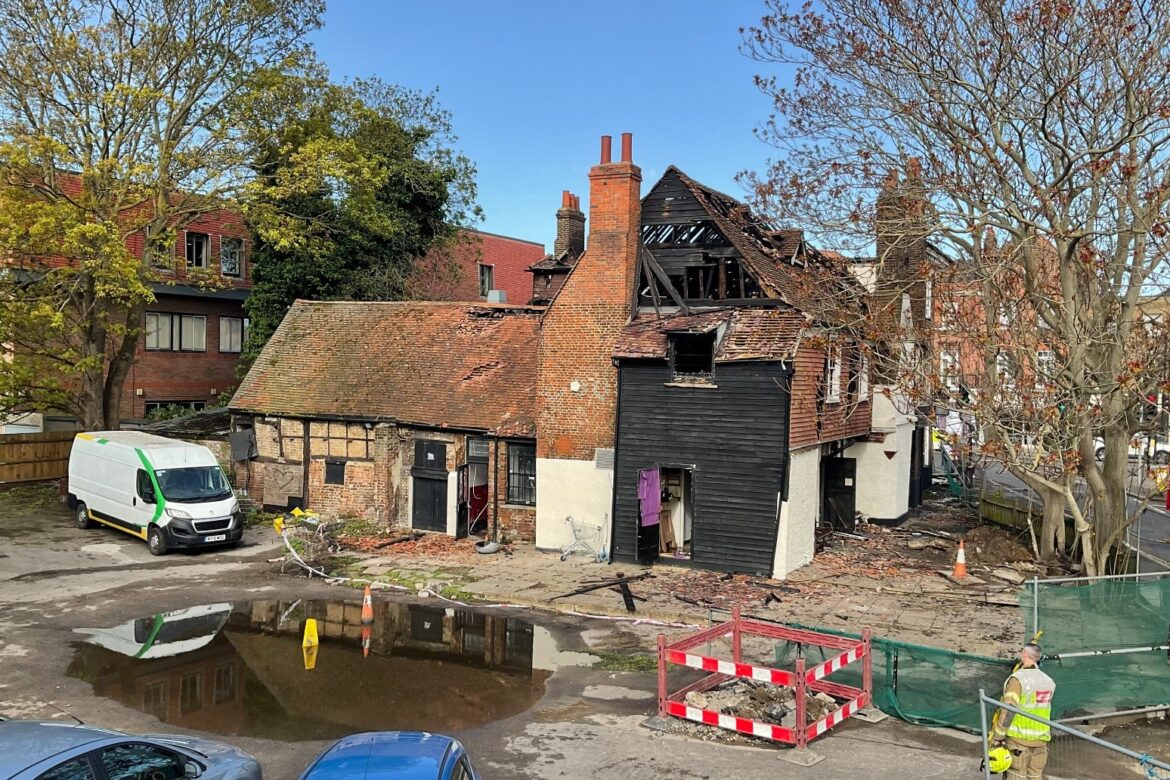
[204,534,227,543]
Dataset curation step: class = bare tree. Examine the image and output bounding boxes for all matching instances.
[742,0,1170,574]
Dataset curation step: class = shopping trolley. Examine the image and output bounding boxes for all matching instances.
[560,515,605,561]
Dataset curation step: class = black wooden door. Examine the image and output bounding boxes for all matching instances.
[412,441,448,532]
[822,457,857,532]
[636,519,660,563]
[909,428,924,508]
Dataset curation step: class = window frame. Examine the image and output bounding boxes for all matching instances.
[824,347,842,404]
[220,236,244,277]
[185,231,210,268]
[940,350,959,392]
[144,312,206,352]
[506,442,536,506]
[324,459,346,485]
[219,316,247,353]
[478,263,494,297]
[668,331,717,381]
[97,742,186,780]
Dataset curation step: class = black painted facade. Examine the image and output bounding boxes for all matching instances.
[611,360,792,574]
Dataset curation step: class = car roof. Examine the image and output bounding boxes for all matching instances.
[303,732,456,780]
[0,721,119,776]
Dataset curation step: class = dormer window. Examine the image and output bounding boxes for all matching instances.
[669,332,716,381]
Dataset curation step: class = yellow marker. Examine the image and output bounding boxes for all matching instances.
[291,507,304,517]
[273,516,284,534]
[303,618,319,647]
[303,644,318,671]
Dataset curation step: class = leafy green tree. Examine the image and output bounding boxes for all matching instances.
[241,79,482,365]
[0,0,323,430]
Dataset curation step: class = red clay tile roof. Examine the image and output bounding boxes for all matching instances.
[230,300,542,435]
[614,307,806,363]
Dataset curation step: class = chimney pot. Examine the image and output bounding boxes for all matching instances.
[562,190,572,208]
[600,135,612,164]
[620,132,632,162]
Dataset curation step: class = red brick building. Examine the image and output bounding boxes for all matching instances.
[409,229,546,305]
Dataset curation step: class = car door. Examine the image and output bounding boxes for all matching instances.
[128,468,160,533]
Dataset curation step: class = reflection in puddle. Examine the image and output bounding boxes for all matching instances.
[68,600,585,741]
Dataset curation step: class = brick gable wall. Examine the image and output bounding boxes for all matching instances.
[537,141,641,461]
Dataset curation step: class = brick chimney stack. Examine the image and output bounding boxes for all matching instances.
[536,133,642,470]
[554,189,585,260]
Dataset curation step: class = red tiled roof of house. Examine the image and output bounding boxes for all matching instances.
[614,307,806,363]
[230,300,542,435]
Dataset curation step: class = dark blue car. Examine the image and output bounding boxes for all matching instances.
[298,732,480,780]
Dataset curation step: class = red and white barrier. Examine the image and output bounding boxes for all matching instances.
[657,609,873,751]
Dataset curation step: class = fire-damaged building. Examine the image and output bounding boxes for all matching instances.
[230,134,926,579]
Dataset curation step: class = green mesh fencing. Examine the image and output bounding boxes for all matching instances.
[777,623,1010,733]
[782,590,1170,735]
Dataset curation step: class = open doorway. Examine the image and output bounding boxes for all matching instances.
[465,438,490,537]
[659,468,693,559]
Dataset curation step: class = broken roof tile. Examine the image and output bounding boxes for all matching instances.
[230,300,541,436]
[614,307,805,363]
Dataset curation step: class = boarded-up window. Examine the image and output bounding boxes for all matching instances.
[325,459,345,485]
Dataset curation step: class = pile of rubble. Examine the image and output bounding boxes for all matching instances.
[671,679,840,743]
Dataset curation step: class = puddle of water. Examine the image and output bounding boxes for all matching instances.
[67,599,582,742]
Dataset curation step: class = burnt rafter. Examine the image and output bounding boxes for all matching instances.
[641,220,728,248]
[641,247,690,314]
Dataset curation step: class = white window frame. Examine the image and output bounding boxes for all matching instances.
[824,347,842,404]
[185,231,210,268]
[219,316,247,353]
[859,354,870,398]
[145,225,175,272]
[145,313,205,351]
[924,281,933,320]
[1036,349,1055,388]
[940,350,959,392]
[900,292,913,329]
[220,237,244,277]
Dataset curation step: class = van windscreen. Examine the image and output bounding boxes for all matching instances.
[155,466,232,502]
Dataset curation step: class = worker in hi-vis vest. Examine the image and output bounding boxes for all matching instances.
[993,643,1056,779]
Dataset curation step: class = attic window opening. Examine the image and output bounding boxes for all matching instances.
[478,263,494,297]
[670,332,716,380]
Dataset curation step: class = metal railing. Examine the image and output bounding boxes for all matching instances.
[978,690,1170,780]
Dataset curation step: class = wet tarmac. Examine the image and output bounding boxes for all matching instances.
[68,598,595,742]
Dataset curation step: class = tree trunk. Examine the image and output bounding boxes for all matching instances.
[102,301,146,429]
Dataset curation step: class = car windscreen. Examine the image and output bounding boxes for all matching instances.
[154,466,232,502]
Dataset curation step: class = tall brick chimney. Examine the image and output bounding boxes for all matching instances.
[534,134,642,548]
[554,190,586,260]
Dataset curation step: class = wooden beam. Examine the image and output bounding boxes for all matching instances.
[642,247,690,314]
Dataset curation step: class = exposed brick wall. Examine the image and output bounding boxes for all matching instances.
[493,439,536,541]
[537,152,642,461]
[409,229,545,305]
[121,294,248,420]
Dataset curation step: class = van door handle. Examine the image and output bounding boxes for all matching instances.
[133,497,137,506]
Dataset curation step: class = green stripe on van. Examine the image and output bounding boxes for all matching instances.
[134,448,166,523]
[134,613,165,658]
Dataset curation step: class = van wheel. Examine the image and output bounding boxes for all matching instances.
[147,526,168,556]
[75,503,93,530]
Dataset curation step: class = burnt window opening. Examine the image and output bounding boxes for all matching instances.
[325,459,345,485]
[670,332,717,380]
[640,257,762,305]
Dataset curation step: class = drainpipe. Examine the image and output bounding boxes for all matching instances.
[493,436,500,542]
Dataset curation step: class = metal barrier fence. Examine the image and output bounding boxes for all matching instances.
[979,691,1170,780]
[656,607,873,762]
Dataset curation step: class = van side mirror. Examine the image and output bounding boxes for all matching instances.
[184,761,203,778]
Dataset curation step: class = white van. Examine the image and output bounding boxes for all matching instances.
[67,431,242,555]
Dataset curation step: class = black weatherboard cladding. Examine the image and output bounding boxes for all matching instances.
[612,360,791,574]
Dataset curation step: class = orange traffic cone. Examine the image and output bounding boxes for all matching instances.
[361,584,374,625]
[361,624,371,658]
[952,540,968,578]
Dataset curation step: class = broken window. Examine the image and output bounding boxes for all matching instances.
[506,443,536,505]
[478,263,494,297]
[670,332,716,380]
[186,231,210,268]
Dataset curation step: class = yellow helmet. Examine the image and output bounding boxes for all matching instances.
[987,746,1013,773]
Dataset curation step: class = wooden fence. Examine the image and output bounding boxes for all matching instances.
[0,430,74,484]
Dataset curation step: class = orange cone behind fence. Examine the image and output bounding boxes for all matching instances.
[361,585,374,624]
[952,540,968,578]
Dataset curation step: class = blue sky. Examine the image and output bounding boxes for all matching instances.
[311,1,783,250]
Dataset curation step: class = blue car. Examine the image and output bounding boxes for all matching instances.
[0,720,262,780]
[298,732,480,780]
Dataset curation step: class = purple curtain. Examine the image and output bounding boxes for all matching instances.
[638,469,661,527]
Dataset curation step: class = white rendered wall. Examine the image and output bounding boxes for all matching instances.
[534,458,614,553]
[772,445,820,579]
